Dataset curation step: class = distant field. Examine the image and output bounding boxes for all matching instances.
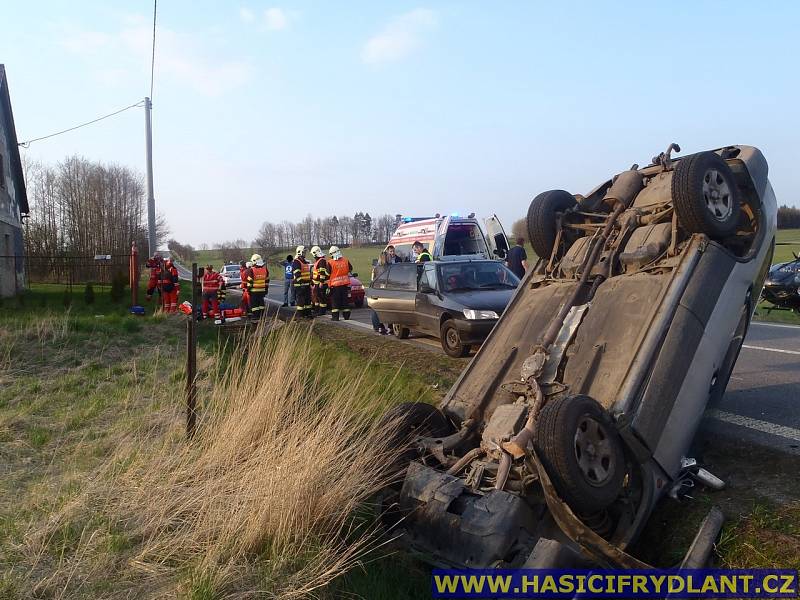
[775,228,800,263]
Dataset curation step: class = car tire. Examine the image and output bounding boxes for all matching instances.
[527,190,578,259]
[534,394,625,514]
[392,324,410,339]
[441,320,470,358]
[672,151,740,239]
[354,298,364,308]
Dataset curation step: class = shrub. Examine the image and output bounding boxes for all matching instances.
[84,284,95,305]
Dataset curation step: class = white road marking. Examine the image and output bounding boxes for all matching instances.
[706,409,800,443]
[742,344,800,356]
[751,321,800,330]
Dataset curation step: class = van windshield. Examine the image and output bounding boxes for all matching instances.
[443,222,486,256]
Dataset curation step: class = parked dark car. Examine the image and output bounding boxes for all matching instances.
[368,260,519,357]
[762,254,800,312]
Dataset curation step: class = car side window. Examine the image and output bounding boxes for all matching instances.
[418,264,437,291]
[386,263,417,290]
[372,269,389,289]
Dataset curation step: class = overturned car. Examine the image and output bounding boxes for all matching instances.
[382,145,776,568]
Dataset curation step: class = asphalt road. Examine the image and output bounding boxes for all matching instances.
[228,282,800,456]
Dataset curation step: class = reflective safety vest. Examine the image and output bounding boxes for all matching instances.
[312,258,329,285]
[293,259,311,285]
[202,271,223,293]
[159,266,178,292]
[416,250,432,263]
[249,265,269,293]
[329,257,351,287]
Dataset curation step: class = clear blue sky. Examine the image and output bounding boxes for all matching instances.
[2,1,799,246]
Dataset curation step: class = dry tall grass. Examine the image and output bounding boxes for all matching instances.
[26,319,404,598]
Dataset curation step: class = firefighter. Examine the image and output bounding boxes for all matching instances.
[159,258,180,313]
[310,245,329,316]
[246,254,269,319]
[145,254,161,301]
[328,245,353,321]
[239,260,250,313]
[413,240,432,263]
[201,263,224,319]
[292,245,313,318]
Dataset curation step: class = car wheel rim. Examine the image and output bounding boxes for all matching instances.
[574,415,615,487]
[702,169,733,222]
[445,328,459,349]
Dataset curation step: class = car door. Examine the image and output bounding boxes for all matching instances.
[415,263,442,335]
[368,264,418,325]
[484,214,510,260]
[432,216,452,259]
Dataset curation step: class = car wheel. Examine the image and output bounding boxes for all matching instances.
[527,190,578,259]
[392,324,410,339]
[534,394,625,514]
[672,151,740,239]
[354,298,364,308]
[441,320,470,358]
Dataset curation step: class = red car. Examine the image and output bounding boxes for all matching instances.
[348,275,365,308]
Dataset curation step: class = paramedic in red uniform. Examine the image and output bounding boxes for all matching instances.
[159,258,180,313]
[201,264,224,319]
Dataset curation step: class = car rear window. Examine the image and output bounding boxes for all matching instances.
[443,222,485,256]
[386,264,418,290]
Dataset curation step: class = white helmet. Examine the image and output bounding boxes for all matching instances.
[250,253,264,267]
[295,245,306,258]
[310,245,324,258]
[328,245,342,260]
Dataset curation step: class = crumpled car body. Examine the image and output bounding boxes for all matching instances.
[387,145,777,569]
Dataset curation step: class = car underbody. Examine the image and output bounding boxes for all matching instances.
[383,144,777,569]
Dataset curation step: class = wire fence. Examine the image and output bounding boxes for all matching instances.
[1,254,141,294]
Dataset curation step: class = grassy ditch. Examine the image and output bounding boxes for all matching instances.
[0,294,461,598]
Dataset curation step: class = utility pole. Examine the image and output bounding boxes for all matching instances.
[144,97,156,257]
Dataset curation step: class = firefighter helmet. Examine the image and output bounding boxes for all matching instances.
[328,245,342,260]
[250,253,265,267]
[310,245,324,258]
[295,245,306,258]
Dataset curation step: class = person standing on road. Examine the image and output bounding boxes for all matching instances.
[310,246,330,316]
[413,241,432,263]
[370,251,389,334]
[201,263,224,319]
[239,260,251,313]
[505,238,529,279]
[281,254,295,307]
[246,254,269,320]
[145,254,162,302]
[328,245,353,322]
[159,258,180,313]
[292,246,313,319]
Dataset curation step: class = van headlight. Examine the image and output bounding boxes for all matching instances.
[463,309,499,320]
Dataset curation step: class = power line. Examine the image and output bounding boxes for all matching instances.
[17,101,145,148]
[150,0,157,101]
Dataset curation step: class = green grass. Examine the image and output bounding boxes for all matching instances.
[775,228,800,263]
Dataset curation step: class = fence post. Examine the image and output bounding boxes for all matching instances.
[130,241,139,306]
[186,262,198,440]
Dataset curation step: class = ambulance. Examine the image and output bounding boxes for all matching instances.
[386,213,510,262]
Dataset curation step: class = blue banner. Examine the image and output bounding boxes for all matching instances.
[431,569,799,599]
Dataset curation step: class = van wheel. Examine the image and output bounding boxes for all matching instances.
[527,190,578,259]
[392,324,410,339]
[672,151,740,239]
[534,395,625,514]
[441,321,470,358]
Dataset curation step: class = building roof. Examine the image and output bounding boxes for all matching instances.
[0,65,29,216]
